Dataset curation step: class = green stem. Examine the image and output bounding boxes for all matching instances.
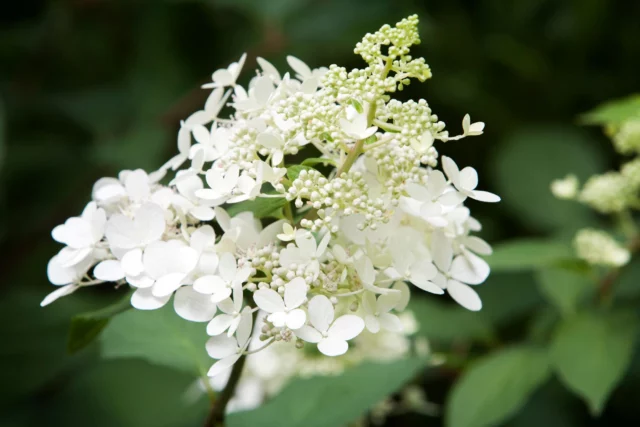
[203,354,247,427]
[335,139,365,177]
[283,200,294,224]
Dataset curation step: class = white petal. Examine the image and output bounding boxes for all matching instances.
[218,252,237,282]
[193,275,226,294]
[410,261,437,282]
[257,132,283,149]
[328,315,365,341]
[253,77,274,105]
[361,291,377,315]
[431,231,453,272]
[235,311,253,346]
[450,252,490,285]
[464,236,493,256]
[131,287,170,310]
[470,190,501,203]
[295,325,322,343]
[122,249,144,277]
[207,314,234,336]
[40,284,80,307]
[295,231,316,256]
[212,69,234,86]
[378,312,403,332]
[152,272,185,297]
[257,57,281,82]
[316,232,331,257]
[47,255,77,285]
[268,311,288,328]
[94,260,125,282]
[406,183,430,202]
[301,77,318,94]
[284,277,307,309]
[317,338,348,356]
[285,309,306,330]
[211,287,232,303]
[439,191,466,206]
[447,280,482,311]
[206,335,237,359]
[365,314,380,333]
[253,289,285,313]
[376,293,401,313]
[208,354,241,377]
[459,167,478,191]
[217,297,235,315]
[441,156,460,187]
[125,274,154,288]
[174,286,217,322]
[411,278,445,295]
[287,55,311,79]
[192,125,210,145]
[307,295,334,332]
[392,281,411,311]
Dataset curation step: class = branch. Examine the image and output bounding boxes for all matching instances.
[203,353,247,427]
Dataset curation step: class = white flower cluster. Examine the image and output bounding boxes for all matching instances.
[43,16,498,378]
[552,112,640,268]
[193,310,426,413]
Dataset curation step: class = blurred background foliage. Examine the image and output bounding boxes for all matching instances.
[2,0,640,426]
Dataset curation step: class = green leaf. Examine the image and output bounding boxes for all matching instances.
[301,157,337,167]
[614,258,640,299]
[446,346,551,427]
[67,289,133,354]
[491,127,604,233]
[479,272,545,324]
[580,95,640,125]
[46,360,207,427]
[225,196,287,219]
[349,98,364,113]
[101,303,210,377]
[409,297,494,344]
[0,97,5,173]
[550,311,638,414]
[488,239,573,272]
[536,268,594,316]
[228,359,424,427]
[286,164,317,181]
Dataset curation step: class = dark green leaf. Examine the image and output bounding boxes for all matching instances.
[550,311,638,414]
[410,297,494,344]
[446,346,551,427]
[228,359,424,427]
[580,95,640,125]
[101,302,210,377]
[488,239,573,272]
[536,268,594,316]
[67,289,133,354]
[47,360,208,427]
[225,195,287,219]
[491,127,604,233]
[286,164,317,181]
[479,272,545,324]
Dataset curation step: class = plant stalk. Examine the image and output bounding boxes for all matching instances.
[203,353,247,427]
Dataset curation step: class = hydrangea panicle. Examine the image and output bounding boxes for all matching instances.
[42,15,498,384]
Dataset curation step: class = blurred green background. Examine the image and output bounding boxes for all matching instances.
[2,0,640,426]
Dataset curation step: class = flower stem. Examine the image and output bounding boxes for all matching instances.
[335,139,365,177]
[283,200,295,223]
[203,353,247,427]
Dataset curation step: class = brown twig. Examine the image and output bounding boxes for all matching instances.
[203,353,248,427]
